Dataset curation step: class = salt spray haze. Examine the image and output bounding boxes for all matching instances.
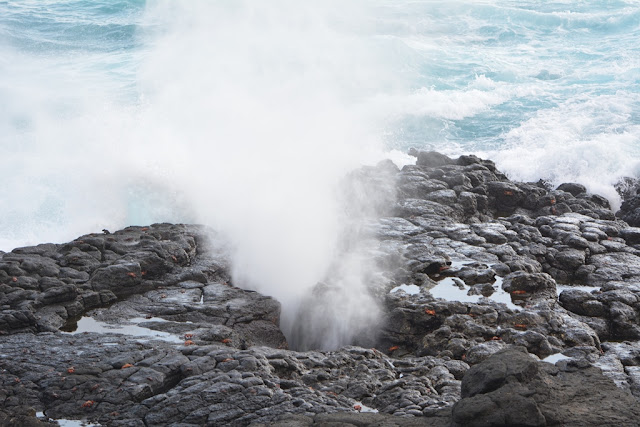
[137,0,395,349]
[0,0,394,350]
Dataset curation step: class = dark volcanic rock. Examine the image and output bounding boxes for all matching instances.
[501,271,557,304]
[3,151,640,426]
[0,222,462,426]
[556,182,587,197]
[410,149,455,168]
[452,347,640,427]
[618,194,640,227]
[487,181,525,214]
[0,333,457,426]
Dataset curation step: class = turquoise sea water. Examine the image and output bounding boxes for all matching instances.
[1,0,639,250]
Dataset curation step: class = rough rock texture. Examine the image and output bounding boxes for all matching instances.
[0,332,456,426]
[0,224,458,426]
[0,224,286,349]
[452,347,640,427]
[617,178,640,226]
[2,151,640,426]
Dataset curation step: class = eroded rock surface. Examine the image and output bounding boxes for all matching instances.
[452,347,640,427]
[2,151,640,426]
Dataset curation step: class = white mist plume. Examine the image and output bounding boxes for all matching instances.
[0,1,396,349]
[136,0,394,348]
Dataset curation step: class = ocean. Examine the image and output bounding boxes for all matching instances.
[1,1,639,268]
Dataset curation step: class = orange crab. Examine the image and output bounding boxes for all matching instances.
[221,338,232,344]
[514,324,528,330]
[184,340,195,346]
[67,367,75,374]
[82,400,95,408]
[425,309,436,316]
[354,405,362,412]
[121,363,133,369]
[126,272,137,278]
[511,290,527,295]
[388,345,399,352]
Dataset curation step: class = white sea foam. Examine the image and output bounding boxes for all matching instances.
[3,0,639,247]
[371,1,640,207]
[489,94,640,210]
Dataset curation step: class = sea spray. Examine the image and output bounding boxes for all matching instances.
[371,1,640,198]
[138,0,395,349]
[3,0,640,347]
[489,93,640,210]
[3,0,640,248]
[288,163,397,351]
[0,0,397,350]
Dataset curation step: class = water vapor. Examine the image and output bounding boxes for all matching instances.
[137,0,394,349]
[1,1,397,350]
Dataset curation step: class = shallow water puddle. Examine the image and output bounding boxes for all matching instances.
[57,421,100,427]
[63,316,183,343]
[389,259,522,310]
[155,288,202,304]
[449,260,473,269]
[390,284,421,295]
[542,353,571,364]
[36,412,100,427]
[429,276,521,311]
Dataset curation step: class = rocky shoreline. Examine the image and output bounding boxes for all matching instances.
[2,151,640,426]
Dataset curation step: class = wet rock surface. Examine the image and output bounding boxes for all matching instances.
[452,347,640,427]
[2,151,640,426]
[617,179,640,227]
